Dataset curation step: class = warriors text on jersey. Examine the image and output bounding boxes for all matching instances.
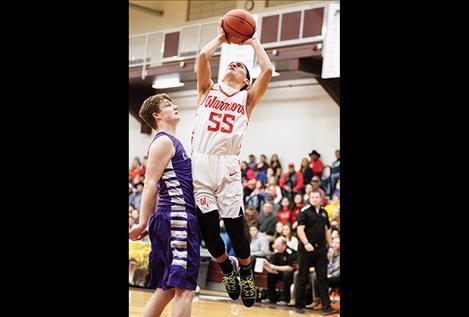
[191,82,249,156]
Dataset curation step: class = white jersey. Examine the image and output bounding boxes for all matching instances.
[191,82,248,156]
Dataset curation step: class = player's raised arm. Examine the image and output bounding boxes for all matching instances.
[243,38,273,116]
[197,18,229,105]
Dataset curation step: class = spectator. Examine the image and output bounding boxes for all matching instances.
[300,158,314,191]
[131,209,140,224]
[248,154,257,171]
[277,197,292,225]
[129,203,136,215]
[282,224,299,251]
[129,183,134,202]
[275,221,284,238]
[129,157,141,180]
[265,195,280,216]
[245,180,266,212]
[332,150,340,169]
[139,155,148,176]
[257,154,270,183]
[279,162,304,199]
[311,176,328,206]
[303,183,313,204]
[265,167,275,184]
[258,202,277,241]
[331,228,340,240]
[325,195,340,220]
[245,207,259,228]
[330,220,339,232]
[240,161,250,183]
[261,237,296,306]
[333,178,340,197]
[243,179,257,201]
[249,225,271,259]
[331,208,340,231]
[327,237,340,286]
[309,150,324,177]
[265,176,283,205]
[270,153,282,179]
[259,154,270,170]
[137,174,145,184]
[129,216,136,229]
[291,194,305,230]
[129,181,144,211]
[330,150,340,195]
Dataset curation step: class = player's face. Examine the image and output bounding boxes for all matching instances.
[225,61,248,84]
[158,99,180,123]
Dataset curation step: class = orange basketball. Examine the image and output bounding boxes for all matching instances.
[222,9,256,45]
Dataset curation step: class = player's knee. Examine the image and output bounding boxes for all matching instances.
[204,238,226,258]
[231,237,251,259]
[232,243,250,259]
[175,288,195,299]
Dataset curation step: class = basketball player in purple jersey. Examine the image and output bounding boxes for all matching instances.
[129,93,199,317]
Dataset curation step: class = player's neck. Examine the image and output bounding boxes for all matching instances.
[156,122,177,136]
[221,78,242,91]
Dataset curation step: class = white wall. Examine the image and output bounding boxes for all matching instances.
[128,81,339,168]
[129,114,156,165]
[239,82,339,167]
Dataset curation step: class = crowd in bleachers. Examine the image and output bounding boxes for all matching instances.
[129,149,340,309]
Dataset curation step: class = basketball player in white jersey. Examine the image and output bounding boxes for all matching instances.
[192,19,273,307]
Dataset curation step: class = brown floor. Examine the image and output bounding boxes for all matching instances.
[129,288,339,316]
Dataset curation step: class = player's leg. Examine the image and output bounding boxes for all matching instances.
[218,156,256,307]
[171,288,195,317]
[196,207,241,299]
[224,214,256,307]
[142,288,175,317]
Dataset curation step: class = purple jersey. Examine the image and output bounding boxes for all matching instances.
[151,131,195,211]
[147,131,199,291]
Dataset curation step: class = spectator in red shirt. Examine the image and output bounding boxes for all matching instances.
[277,197,292,225]
[279,162,304,199]
[138,155,148,176]
[129,157,141,180]
[309,150,324,177]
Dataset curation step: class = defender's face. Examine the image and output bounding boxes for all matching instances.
[157,99,180,123]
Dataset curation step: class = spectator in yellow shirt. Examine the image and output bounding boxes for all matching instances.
[324,194,340,220]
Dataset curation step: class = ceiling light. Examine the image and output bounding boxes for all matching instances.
[152,73,184,89]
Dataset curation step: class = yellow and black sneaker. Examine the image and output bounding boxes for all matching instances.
[221,256,240,300]
[240,273,256,307]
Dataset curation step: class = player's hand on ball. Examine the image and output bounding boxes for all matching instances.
[217,18,230,44]
[239,37,256,46]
